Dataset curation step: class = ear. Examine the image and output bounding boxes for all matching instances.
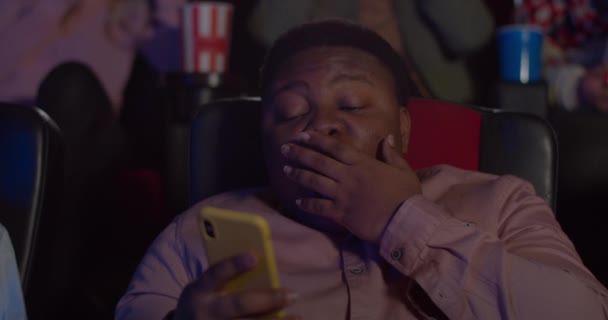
[399,107,411,154]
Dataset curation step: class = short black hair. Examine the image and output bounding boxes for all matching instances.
[260,19,409,105]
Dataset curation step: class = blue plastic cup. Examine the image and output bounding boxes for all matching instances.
[497,25,544,83]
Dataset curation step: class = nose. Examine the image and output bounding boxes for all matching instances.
[306,109,343,137]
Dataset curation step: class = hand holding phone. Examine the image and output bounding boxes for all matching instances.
[172,253,299,320]
[172,207,298,320]
[200,207,282,295]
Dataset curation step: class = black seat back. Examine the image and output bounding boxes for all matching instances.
[0,103,63,296]
[480,111,557,209]
[190,97,266,205]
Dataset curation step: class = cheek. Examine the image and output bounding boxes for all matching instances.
[268,125,303,151]
[263,125,303,172]
[348,117,397,155]
[263,114,301,149]
[263,128,310,205]
[346,125,384,158]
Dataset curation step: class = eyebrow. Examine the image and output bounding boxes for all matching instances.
[329,73,374,86]
[269,81,309,100]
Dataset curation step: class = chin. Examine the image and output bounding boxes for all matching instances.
[267,161,350,236]
[283,194,349,237]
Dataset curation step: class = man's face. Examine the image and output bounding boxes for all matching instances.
[261,46,410,229]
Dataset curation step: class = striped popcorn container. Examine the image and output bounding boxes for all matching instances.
[181,2,233,74]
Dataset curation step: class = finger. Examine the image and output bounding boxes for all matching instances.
[297,131,360,165]
[281,143,344,180]
[212,288,297,319]
[198,253,258,291]
[283,165,338,198]
[296,197,340,220]
[380,134,409,170]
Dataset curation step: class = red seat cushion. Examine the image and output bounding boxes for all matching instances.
[404,98,481,171]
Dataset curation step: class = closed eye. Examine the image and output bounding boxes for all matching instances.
[277,112,303,122]
[277,109,308,122]
[282,114,305,121]
[338,105,365,111]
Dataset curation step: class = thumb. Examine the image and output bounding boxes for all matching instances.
[381,134,409,170]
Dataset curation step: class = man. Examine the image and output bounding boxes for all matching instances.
[0,224,27,320]
[116,20,608,319]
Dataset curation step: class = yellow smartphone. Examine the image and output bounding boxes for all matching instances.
[199,207,283,316]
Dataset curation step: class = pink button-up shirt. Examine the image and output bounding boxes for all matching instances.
[116,165,608,319]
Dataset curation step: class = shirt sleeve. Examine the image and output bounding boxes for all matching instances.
[115,220,193,320]
[379,177,608,319]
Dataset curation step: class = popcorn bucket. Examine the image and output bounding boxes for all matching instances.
[181,2,233,74]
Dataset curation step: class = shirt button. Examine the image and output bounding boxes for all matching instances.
[349,266,363,274]
[390,248,403,260]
